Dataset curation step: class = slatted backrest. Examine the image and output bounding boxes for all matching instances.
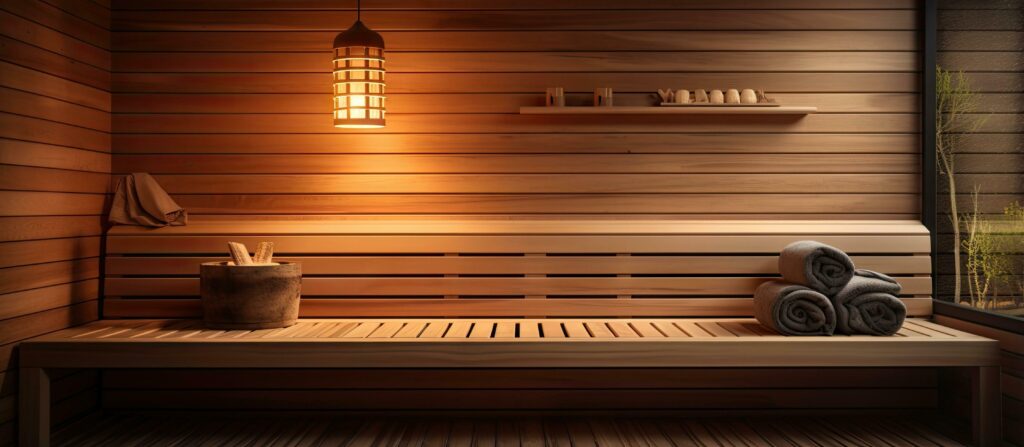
[103,219,932,318]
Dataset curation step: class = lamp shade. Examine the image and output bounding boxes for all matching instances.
[332,20,385,128]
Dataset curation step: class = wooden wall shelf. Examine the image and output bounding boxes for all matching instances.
[519,106,818,115]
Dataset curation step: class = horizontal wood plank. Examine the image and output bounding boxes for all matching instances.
[0,258,99,295]
[141,173,919,194]
[0,62,109,112]
[0,280,100,322]
[106,234,930,254]
[112,0,920,10]
[0,217,104,242]
[102,276,934,297]
[21,318,997,368]
[111,10,919,31]
[0,191,108,216]
[112,93,920,114]
[113,51,919,73]
[112,72,922,94]
[0,165,110,194]
[101,297,936,318]
[0,237,101,269]
[0,140,111,173]
[113,30,919,52]
[112,154,920,174]
[105,254,932,275]
[111,113,920,134]
[109,133,920,154]
[167,193,919,215]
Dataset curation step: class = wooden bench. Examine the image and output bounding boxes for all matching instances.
[20,318,1001,446]
[16,219,1003,445]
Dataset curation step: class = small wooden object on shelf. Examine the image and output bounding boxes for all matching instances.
[522,87,814,114]
[741,89,758,104]
[594,87,613,107]
[520,105,817,114]
[545,87,564,107]
[675,89,690,104]
[725,89,741,104]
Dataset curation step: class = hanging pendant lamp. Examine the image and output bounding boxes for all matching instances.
[332,0,385,128]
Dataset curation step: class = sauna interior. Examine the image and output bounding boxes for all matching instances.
[1,0,1022,445]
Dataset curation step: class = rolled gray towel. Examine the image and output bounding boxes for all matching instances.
[753,280,836,336]
[778,240,855,295]
[831,269,906,336]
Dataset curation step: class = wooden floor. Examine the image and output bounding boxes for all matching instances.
[52,413,965,446]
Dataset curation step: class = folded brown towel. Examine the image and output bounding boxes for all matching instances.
[753,280,836,336]
[109,173,187,227]
[832,270,906,336]
[778,240,855,295]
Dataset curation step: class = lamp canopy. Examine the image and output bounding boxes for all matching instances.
[332,2,385,129]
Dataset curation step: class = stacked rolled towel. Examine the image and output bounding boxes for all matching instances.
[753,281,836,336]
[832,270,907,336]
[778,240,855,295]
[755,240,906,336]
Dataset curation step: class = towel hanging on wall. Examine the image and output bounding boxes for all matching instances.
[109,172,187,227]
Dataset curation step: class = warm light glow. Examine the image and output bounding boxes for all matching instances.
[333,45,385,128]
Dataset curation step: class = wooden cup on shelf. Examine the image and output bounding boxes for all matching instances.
[545,87,565,107]
[725,89,741,104]
[740,89,758,104]
[674,89,690,104]
[594,87,613,107]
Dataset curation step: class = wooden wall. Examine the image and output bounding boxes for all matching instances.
[96,0,937,416]
[0,0,110,442]
[110,0,922,220]
[936,1,1024,302]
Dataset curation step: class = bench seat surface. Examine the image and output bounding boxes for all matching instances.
[20,318,999,369]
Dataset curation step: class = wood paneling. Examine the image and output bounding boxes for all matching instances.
[0,0,109,441]
[115,30,921,52]
[111,0,921,220]
[111,133,920,154]
[111,0,921,10]
[115,51,920,73]
[115,92,921,114]
[100,0,931,422]
[114,72,922,94]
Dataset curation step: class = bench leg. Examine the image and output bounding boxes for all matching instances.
[19,367,50,447]
[970,366,1000,447]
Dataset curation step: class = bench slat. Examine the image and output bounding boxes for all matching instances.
[107,235,930,255]
[105,255,933,276]
[107,220,931,237]
[17,317,1000,369]
[102,219,933,319]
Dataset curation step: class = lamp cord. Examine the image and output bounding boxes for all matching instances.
[357,0,361,21]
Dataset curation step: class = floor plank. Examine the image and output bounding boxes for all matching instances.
[51,413,965,447]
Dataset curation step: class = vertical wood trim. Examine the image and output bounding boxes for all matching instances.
[922,0,937,300]
[18,367,49,447]
[970,366,1000,447]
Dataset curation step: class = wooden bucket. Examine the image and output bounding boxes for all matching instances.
[200,261,301,329]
